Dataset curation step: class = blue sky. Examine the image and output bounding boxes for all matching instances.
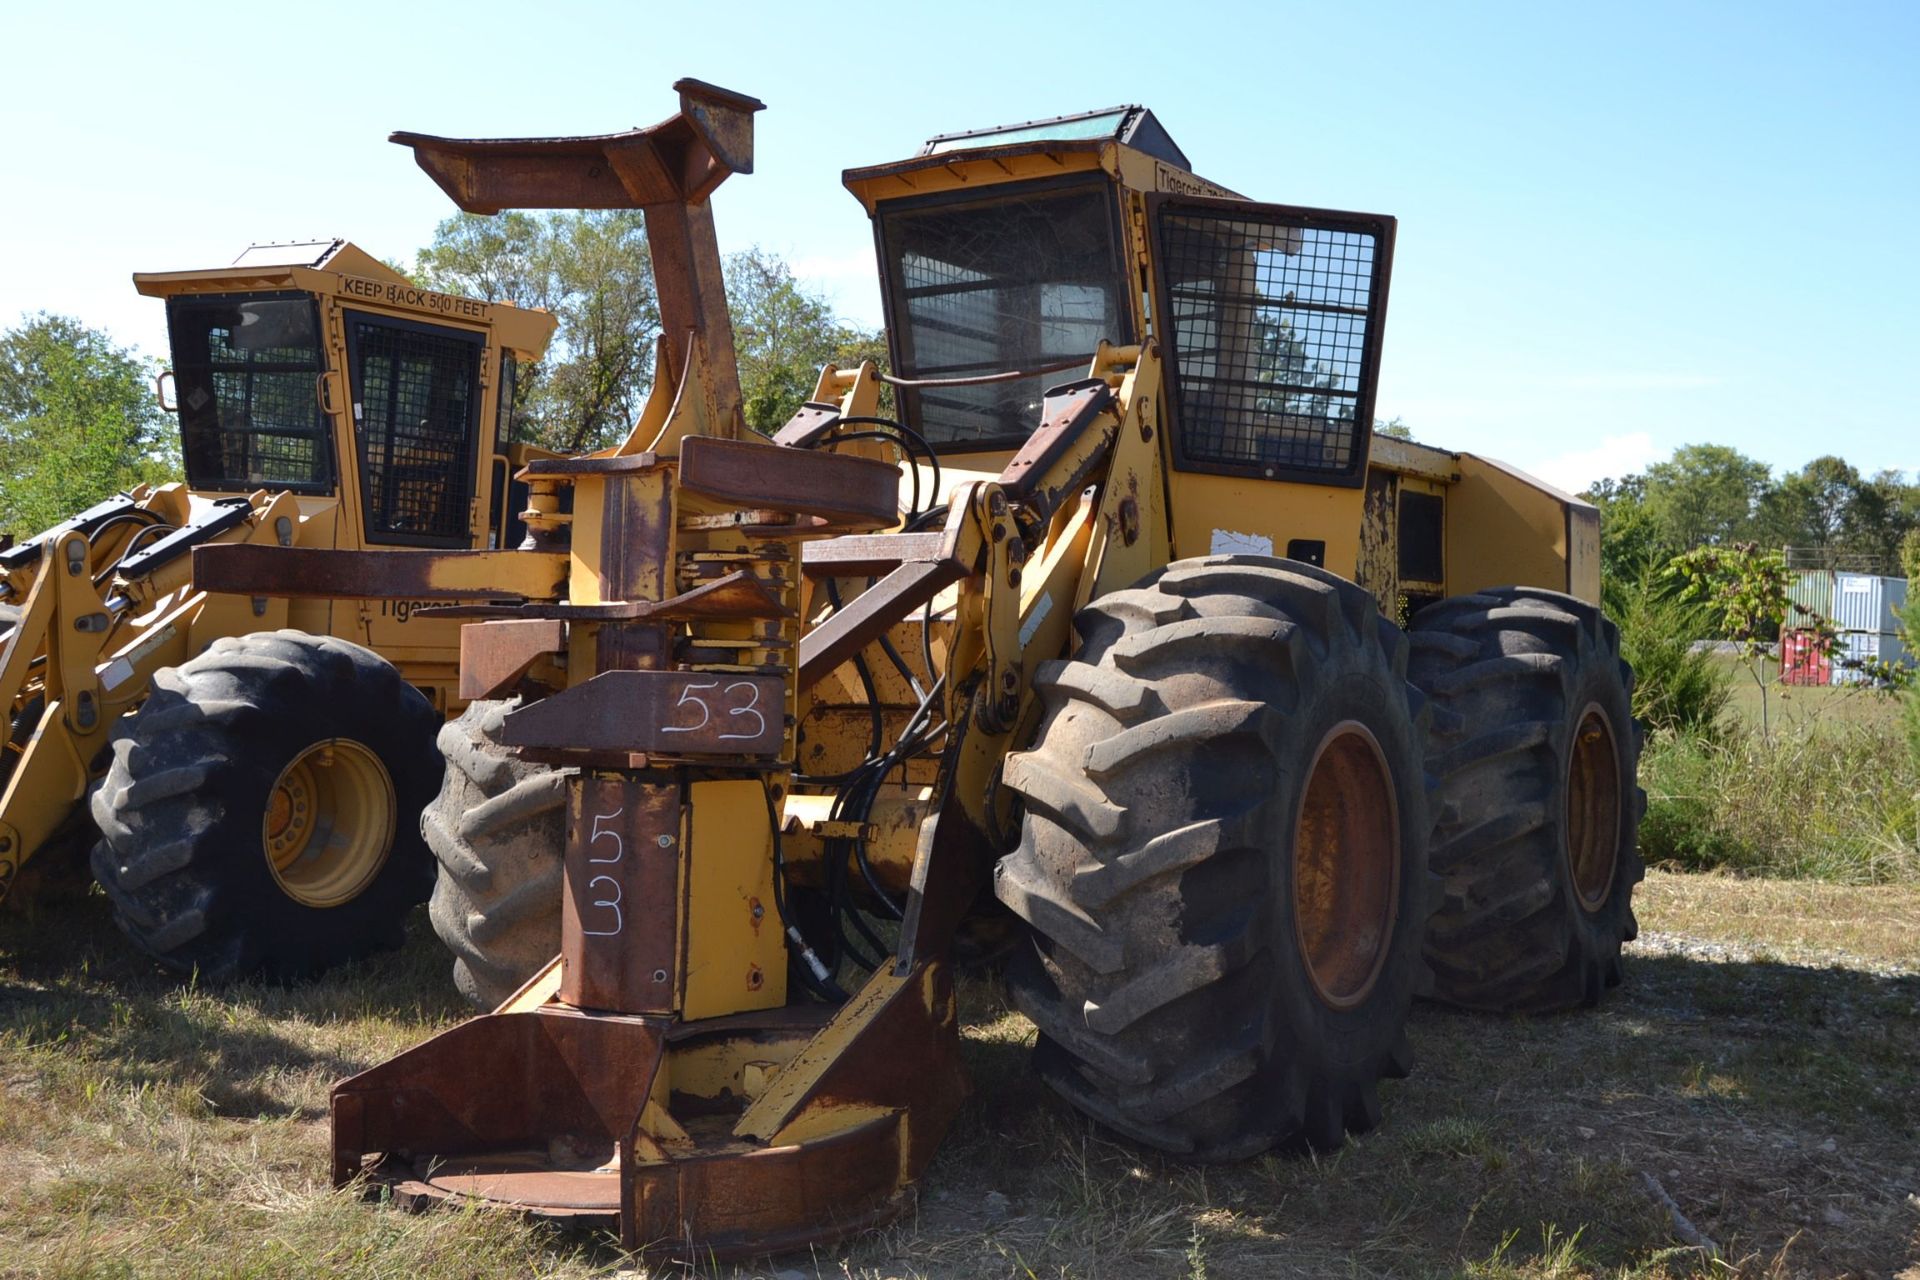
[2,1,1914,492]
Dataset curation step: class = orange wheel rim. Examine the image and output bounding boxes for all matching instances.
[1293,721,1401,1010]
[1566,706,1621,913]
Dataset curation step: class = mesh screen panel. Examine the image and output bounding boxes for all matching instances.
[168,295,331,493]
[1157,207,1381,477]
[881,181,1129,449]
[351,318,480,545]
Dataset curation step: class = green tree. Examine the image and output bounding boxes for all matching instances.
[1755,454,1855,554]
[1668,541,1839,737]
[1838,469,1916,571]
[0,314,180,539]
[726,247,887,434]
[1583,472,1673,585]
[1375,416,1413,440]
[1641,443,1772,550]
[418,211,659,453]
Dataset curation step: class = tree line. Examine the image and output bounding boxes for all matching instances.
[1,213,884,540]
[1584,443,1920,584]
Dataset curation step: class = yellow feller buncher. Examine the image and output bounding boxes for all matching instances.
[215,81,1640,1254]
[0,241,556,979]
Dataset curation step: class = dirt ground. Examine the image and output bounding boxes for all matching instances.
[2,869,1916,1279]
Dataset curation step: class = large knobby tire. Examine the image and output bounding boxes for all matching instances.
[996,556,1437,1159]
[89,631,441,982]
[1408,587,1645,1012]
[423,697,566,1008]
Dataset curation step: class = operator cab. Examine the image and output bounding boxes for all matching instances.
[845,107,1395,490]
[135,240,555,551]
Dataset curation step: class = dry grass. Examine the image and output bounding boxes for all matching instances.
[3,875,1917,1279]
[1635,868,1920,968]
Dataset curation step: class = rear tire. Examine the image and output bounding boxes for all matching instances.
[89,631,441,982]
[422,698,566,1008]
[1407,587,1645,1012]
[997,556,1437,1159]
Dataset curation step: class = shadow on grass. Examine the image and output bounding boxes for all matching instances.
[6,888,1915,1276]
[849,948,1920,1278]
[0,894,468,1121]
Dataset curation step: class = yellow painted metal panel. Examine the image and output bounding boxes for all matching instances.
[1445,454,1583,599]
[682,778,786,1021]
[1165,471,1367,576]
[568,479,607,605]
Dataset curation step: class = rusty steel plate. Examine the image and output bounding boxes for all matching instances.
[502,670,785,756]
[460,618,564,701]
[678,435,901,529]
[561,778,683,1015]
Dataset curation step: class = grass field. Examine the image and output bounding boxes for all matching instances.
[1707,652,1907,735]
[3,873,1916,1279]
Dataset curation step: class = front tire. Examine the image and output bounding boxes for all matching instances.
[89,631,442,982]
[1407,587,1645,1012]
[996,556,1436,1158]
[422,698,566,1008]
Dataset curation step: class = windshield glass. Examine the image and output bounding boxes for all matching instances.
[167,293,332,493]
[878,178,1131,451]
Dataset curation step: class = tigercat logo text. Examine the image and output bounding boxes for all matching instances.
[379,599,443,624]
[340,276,489,320]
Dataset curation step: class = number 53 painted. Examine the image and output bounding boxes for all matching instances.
[646,672,783,754]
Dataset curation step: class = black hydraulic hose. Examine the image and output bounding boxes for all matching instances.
[761,775,848,1003]
[833,416,940,518]
[814,429,921,519]
[97,519,175,587]
[822,576,885,762]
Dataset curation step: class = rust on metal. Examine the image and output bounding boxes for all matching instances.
[799,532,951,579]
[394,81,756,440]
[560,777,683,1014]
[894,762,992,966]
[996,379,1116,518]
[1566,705,1621,912]
[679,435,901,529]
[797,559,969,694]
[1355,467,1398,617]
[422,570,792,623]
[503,670,786,756]
[518,452,661,478]
[769,403,842,448]
[459,618,564,701]
[333,979,962,1260]
[391,80,764,214]
[1292,721,1400,1010]
[190,544,566,600]
[332,1006,669,1192]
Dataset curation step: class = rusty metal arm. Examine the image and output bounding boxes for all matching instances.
[798,560,969,694]
[190,545,569,602]
[393,80,764,444]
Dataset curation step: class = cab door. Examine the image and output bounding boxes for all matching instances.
[340,310,486,664]
[343,311,486,548]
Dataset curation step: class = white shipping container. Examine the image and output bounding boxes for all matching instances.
[1831,573,1908,634]
[1833,574,1882,632]
[1832,631,1879,685]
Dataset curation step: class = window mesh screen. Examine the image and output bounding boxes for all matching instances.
[351,318,480,545]
[881,181,1128,449]
[168,295,331,493]
[1157,207,1381,477]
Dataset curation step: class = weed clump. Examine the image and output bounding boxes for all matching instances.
[1639,720,1920,882]
[1603,570,1732,738]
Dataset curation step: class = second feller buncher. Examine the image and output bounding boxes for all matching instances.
[195,81,1643,1255]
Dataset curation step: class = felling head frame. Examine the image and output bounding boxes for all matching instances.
[393,78,763,444]
[324,82,975,1256]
